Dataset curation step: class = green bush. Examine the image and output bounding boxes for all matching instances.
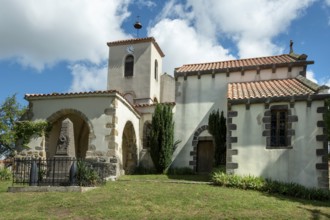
[0,167,12,181]
[76,160,100,186]
[211,171,330,201]
[208,110,227,166]
[212,165,226,173]
[150,104,174,173]
[263,179,330,201]
[212,171,264,190]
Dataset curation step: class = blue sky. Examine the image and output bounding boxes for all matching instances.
[1,0,330,106]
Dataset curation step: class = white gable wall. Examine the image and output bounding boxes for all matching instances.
[29,96,115,152]
[173,65,306,168]
[24,95,140,171]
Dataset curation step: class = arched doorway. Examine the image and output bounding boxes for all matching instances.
[197,138,214,173]
[46,110,90,159]
[190,125,215,173]
[122,121,137,174]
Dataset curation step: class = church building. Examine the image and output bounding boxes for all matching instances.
[20,37,329,189]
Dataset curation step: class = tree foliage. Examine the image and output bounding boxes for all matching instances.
[150,104,174,173]
[14,120,51,148]
[0,95,50,158]
[208,110,226,166]
[0,95,26,157]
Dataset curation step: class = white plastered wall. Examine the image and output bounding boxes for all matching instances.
[115,99,141,169]
[230,100,324,188]
[108,42,162,103]
[25,95,140,163]
[149,43,163,102]
[160,74,175,103]
[173,65,306,168]
[28,96,115,152]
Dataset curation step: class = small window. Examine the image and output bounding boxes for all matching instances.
[270,109,288,146]
[125,55,134,77]
[154,60,158,80]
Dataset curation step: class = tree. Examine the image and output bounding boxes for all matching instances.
[208,110,226,167]
[0,94,26,157]
[150,104,174,173]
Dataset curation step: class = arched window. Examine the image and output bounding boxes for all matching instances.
[125,55,134,77]
[154,60,158,80]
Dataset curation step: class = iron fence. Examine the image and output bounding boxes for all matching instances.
[12,157,108,186]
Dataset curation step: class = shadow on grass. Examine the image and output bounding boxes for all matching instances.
[257,188,330,220]
[298,207,330,220]
[207,181,330,220]
[166,174,211,182]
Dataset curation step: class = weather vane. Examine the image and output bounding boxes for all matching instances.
[134,16,142,38]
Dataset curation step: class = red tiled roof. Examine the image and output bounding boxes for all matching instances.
[25,90,120,99]
[107,37,165,57]
[175,54,312,73]
[228,78,316,100]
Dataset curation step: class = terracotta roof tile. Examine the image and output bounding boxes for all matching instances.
[107,37,165,57]
[228,78,316,100]
[25,90,120,99]
[175,54,311,73]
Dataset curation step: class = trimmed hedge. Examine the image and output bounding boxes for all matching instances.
[212,171,330,201]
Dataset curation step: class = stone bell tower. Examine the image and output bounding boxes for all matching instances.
[106,37,165,105]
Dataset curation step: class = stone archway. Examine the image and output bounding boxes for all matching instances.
[122,121,137,174]
[190,125,215,172]
[46,109,94,159]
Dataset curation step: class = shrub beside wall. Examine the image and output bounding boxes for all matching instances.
[212,171,330,201]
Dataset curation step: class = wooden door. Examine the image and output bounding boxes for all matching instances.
[197,140,214,173]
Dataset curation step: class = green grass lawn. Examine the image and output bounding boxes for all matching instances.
[0,175,329,219]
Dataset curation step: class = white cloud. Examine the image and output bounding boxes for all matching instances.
[323,79,330,94]
[135,0,156,8]
[326,0,330,6]
[149,19,234,75]
[0,0,131,71]
[191,0,316,57]
[69,63,107,92]
[306,70,318,83]
[151,0,315,62]
[307,71,330,93]
[319,77,330,93]
[0,0,320,92]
